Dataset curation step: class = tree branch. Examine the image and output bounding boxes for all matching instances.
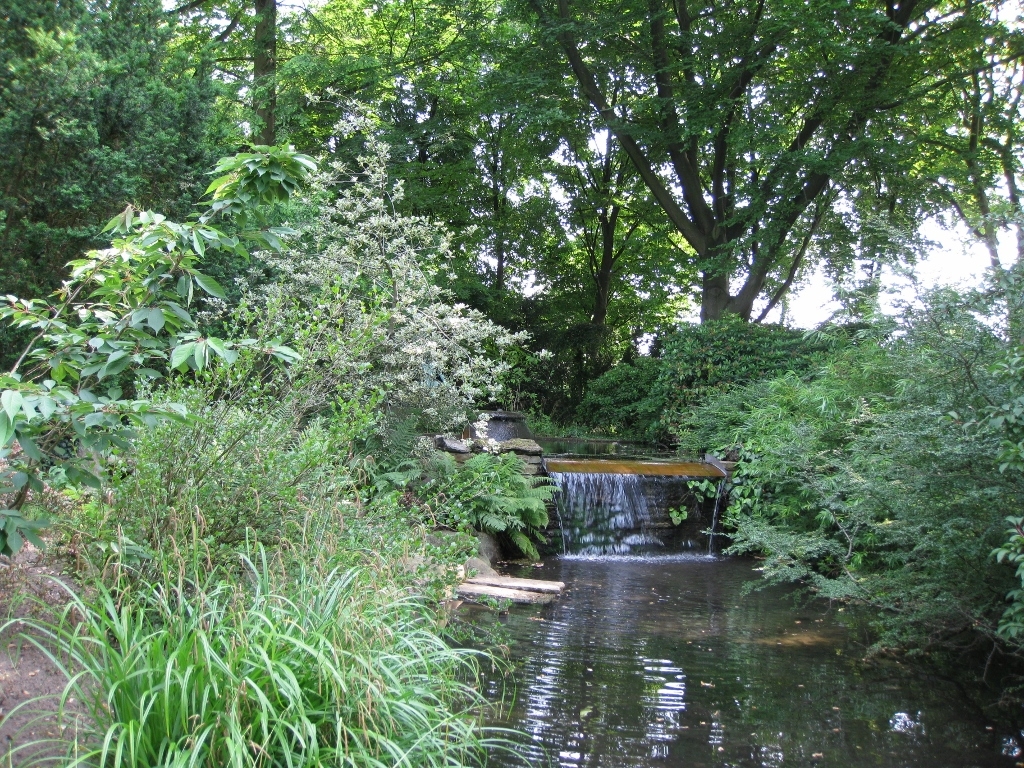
[531,0,707,254]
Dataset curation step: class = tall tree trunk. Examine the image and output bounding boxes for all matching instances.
[254,0,276,146]
[700,271,731,322]
[494,235,506,292]
[591,210,617,326]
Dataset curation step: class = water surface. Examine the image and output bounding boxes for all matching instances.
[476,556,1020,768]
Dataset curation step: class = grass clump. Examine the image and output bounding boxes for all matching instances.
[19,552,493,768]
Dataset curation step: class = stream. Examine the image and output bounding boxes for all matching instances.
[472,554,1023,768]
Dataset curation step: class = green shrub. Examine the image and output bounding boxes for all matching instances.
[576,357,665,438]
[18,558,493,768]
[657,315,834,432]
[571,318,834,442]
[676,297,1024,657]
[57,386,365,574]
[424,452,554,560]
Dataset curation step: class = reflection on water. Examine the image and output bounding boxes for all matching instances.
[476,556,1019,768]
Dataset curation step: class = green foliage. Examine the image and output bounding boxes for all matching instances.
[520,0,1013,321]
[676,293,1024,654]
[993,517,1024,640]
[0,145,314,556]
[982,290,1024,639]
[92,392,363,569]
[0,0,224,334]
[248,123,527,432]
[575,317,833,441]
[576,357,665,438]
[15,559,492,768]
[425,452,554,560]
[0,508,46,556]
[659,315,834,416]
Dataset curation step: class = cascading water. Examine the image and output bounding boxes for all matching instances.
[545,459,727,556]
[549,471,659,555]
[707,477,727,554]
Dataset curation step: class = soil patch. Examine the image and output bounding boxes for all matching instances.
[0,546,82,766]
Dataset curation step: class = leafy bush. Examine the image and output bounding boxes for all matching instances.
[676,295,1024,657]
[0,0,223,345]
[576,357,665,438]
[19,558,492,768]
[657,315,835,431]
[90,395,359,569]
[571,317,834,442]
[242,121,527,433]
[0,145,314,556]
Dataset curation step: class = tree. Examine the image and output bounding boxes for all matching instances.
[0,0,221,354]
[254,0,277,145]
[923,44,1024,273]
[521,0,1017,321]
[0,145,314,556]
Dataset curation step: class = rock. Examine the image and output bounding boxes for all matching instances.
[434,435,471,453]
[497,438,543,456]
[476,532,502,563]
[464,556,497,577]
[398,554,426,573]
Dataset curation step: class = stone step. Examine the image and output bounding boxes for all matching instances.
[457,582,557,604]
[465,575,565,593]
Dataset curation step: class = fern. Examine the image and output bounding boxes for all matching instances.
[423,452,554,560]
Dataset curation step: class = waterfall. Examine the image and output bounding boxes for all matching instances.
[544,457,727,556]
[549,471,706,555]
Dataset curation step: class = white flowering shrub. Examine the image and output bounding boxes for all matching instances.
[243,123,526,431]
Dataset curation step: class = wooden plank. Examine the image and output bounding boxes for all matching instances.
[456,583,556,604]
[465,575,565,593]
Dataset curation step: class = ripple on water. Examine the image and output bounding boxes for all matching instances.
[478,556,1019,768]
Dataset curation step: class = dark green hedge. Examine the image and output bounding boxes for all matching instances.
[577,317,834,440]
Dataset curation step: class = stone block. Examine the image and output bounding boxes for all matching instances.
[476,532,502,563]
[434,435,471,453]
[464,556,497,577]
[497,438,543,456]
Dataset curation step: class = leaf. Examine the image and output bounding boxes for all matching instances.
[269,344,302,363]
[206,337,238,365]
[192,340,209,371]
[98,354,131,380]
[163,302,194,325]
[193,272,226,300]
[205,174,233,195]
[20,523,46,550]
[147,308,165,333]
[66,466,103,490]
[170,343,196,370]
[17,436,42,462]
[191,228,206,257]
[0,414,14,447]
[176,275,193,304]
[1,390,23,422]
[5,528,23,555]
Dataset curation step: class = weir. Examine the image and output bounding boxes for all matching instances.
[545,457,727,556]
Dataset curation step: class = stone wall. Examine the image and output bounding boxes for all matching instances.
[433,435,546,475]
